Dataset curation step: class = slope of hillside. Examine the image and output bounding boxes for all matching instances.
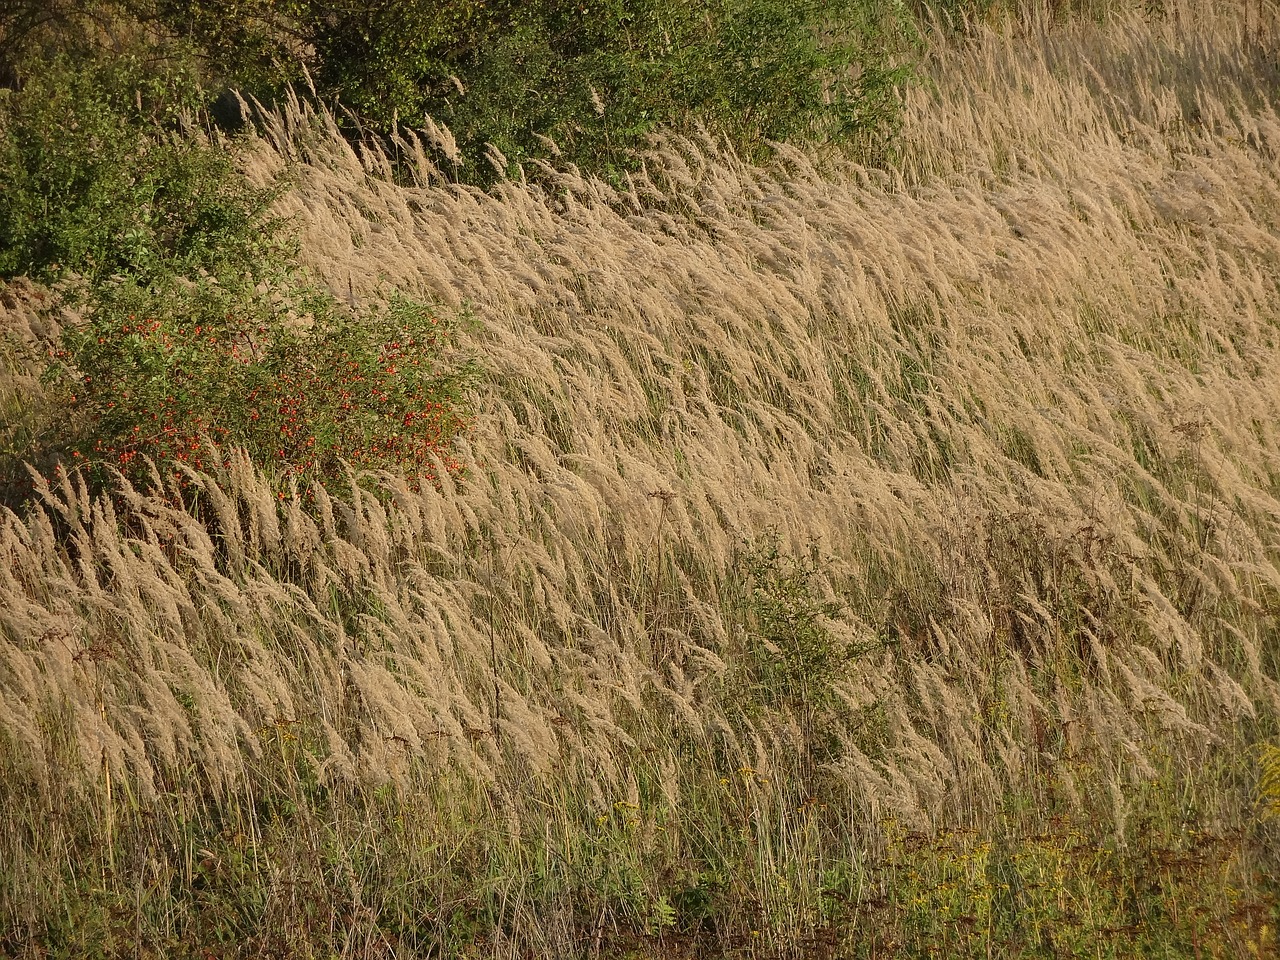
[3,2,1280,955]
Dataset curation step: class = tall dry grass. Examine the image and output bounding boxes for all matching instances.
[3,0,1280,954]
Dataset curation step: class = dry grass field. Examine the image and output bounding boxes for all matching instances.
[3,0,1280,955]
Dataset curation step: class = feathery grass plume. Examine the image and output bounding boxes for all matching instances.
[4,0,1280,952]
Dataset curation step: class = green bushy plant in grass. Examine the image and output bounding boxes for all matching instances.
[44,281,478,491]
[292,0,913,177]
[0,53,283,286]
[733,534,851,712]
[0,54,477,498]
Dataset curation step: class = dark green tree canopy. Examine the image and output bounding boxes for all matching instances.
[1,0,912,181]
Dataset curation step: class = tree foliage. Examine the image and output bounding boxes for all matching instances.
[2,0,913,180]
[288,0,912,174]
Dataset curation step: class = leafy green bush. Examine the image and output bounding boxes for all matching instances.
[299,0,913,176]
[734,534,850,711]
[1,54,477,497]
[0,54,284,285]
[46,282,477,491]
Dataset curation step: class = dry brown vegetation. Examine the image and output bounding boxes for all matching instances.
[3,1,1280,956]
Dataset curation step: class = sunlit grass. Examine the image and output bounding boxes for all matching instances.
[3,0,1280,954]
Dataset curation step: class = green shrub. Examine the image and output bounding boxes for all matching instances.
[1,54,477,497]
[297,0,912,177]
[734,534,850,711]
[46,281,478,491]
[0,54,285,286]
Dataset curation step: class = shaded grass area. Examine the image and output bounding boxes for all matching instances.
[2,722,1275,957]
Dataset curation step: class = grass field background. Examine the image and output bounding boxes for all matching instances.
[3,1,1280,955]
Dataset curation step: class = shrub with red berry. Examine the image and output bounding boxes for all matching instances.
[45,277,478,494]
[3,54,479,505]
